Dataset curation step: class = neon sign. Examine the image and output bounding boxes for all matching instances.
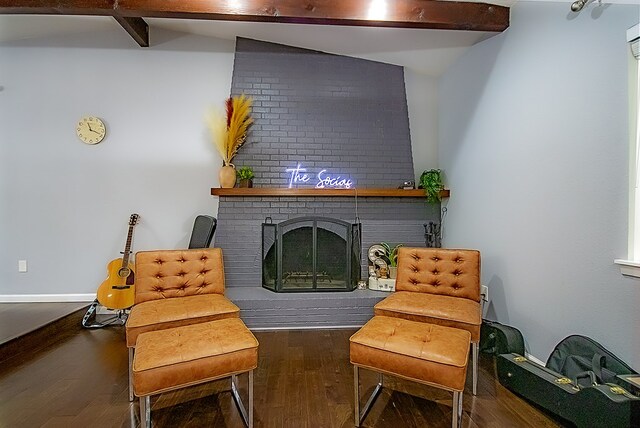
[285,163,354,189]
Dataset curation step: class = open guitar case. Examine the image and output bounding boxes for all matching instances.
[487,327,640,428]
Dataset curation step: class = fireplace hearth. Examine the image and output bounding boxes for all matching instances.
[262,217,361,292]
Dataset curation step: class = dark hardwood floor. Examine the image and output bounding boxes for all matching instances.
[0,302,89,344]
[0,320,566,428]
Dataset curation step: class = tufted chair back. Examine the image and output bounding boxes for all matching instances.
[395,247,480,302]
[134,248,225,305]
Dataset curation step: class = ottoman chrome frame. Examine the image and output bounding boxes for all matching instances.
[138,370,254,428]
[353,365,463,428]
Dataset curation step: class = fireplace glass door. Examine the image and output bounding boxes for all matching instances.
[262,217,360,292]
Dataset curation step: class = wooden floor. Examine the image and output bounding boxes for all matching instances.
[0,302,89,344]
[0,316,567,428]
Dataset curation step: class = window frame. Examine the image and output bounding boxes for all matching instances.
[614,23,640,277]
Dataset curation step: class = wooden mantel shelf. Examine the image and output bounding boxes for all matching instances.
[211,188,450,198]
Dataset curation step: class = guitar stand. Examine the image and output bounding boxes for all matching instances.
[82,299,129,329]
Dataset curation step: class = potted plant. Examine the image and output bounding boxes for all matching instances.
[419,169,445,203]
[236,166,255,188]
[381,242,403,279]
[205,94,254,188]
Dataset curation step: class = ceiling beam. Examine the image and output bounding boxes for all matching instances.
[113,15,149,47]
[0,1,510,42]
[0,1,150,46]
[115,0,509,32]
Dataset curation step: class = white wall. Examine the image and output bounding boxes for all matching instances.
[0,27,234,298]
[405,69,439,182]
[439,2,640,368]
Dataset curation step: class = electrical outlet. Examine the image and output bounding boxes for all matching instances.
[481,284,489,302]
[18,260,27,273]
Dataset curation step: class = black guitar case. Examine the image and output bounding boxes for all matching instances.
[480,319,525,356]
[497,335,640,428]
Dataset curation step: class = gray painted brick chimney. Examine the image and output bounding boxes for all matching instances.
[217,38,440,328]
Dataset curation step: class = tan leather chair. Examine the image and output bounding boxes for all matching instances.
[125,248,240,401]
[374,247,482,395]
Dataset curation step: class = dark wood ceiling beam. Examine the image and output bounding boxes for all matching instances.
[116,0,509,32]
[0,0,114,15]
[0,0,509,32]
[0,1,150,46]
[113,15,149,47]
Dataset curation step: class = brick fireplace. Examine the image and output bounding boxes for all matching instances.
[214,38,441,327]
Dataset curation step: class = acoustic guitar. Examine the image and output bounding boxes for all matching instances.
[97,213,139,310]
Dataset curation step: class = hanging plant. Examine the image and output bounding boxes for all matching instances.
[419,169,445,203]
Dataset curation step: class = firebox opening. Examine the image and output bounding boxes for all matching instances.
[262,217,360,292]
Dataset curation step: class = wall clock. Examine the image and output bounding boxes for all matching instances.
[76,116,106,145]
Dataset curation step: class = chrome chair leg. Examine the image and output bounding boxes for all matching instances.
[128,347,134,402]
[452,391,463,428]
[353,366,383,426]
[472,341,479,395]
[139,395,150,428]
[231,371,254,428]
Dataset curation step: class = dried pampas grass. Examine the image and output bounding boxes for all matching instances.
[206,94,254,166]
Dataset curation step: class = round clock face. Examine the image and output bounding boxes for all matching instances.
[76,116,106,145]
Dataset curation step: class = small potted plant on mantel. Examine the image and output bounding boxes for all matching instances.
[236,166,255,188]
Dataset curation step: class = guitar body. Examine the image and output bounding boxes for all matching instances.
[97,259,135,310]
[96,213,139,310]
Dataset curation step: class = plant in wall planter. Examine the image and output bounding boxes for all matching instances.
[236,166,255,188]
[206,94,254,188]
[419,169,445,203]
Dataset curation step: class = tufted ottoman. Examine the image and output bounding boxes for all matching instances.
[350,316,471,428]
[133,317,258,428]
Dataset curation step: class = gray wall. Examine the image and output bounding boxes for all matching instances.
[0,28,235,298]
[216,38,440,288]
[439,2,640,368]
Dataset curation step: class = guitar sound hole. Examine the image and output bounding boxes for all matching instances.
[118,267,131,278]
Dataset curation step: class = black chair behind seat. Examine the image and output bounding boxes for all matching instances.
[188,215,217,249]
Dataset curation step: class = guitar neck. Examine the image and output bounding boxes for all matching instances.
[121,224,135,266]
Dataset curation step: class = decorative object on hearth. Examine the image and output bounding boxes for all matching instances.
[381,242,403,279]
[419,169,445,203]
[206,94,254,188]
[424,207,447,248]
[424,221,441,248]
[236,166,255,188]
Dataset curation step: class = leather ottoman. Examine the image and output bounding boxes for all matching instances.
[133,317,258,428]
[350,316,471,428]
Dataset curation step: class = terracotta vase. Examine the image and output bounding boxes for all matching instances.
[219,165,237,188]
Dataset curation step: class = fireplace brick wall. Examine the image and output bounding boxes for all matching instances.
[216,38,440,293]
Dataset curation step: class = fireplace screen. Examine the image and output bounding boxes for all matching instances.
[262,217,361,292]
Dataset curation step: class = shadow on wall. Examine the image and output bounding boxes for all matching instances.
[484,274,508,323]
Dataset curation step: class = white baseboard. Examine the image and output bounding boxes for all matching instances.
[0,294,95,303]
